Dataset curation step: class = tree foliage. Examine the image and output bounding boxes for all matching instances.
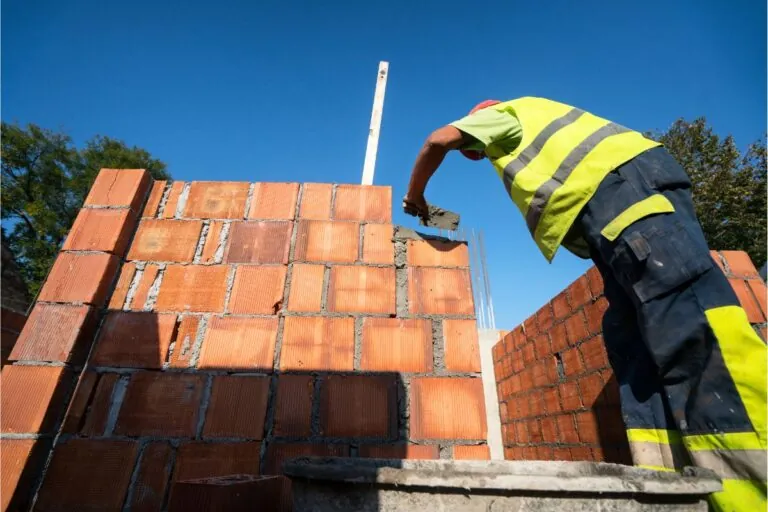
[649,118,766,269]
[1,122,169,295]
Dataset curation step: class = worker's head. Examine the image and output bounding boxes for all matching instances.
[460,100,501,161]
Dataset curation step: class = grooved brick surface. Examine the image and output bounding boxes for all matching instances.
[273,375,314,436]
[1,439,50,512]
[38,252,120,306]
[720,250,760,278]
[410,377,486,440]
[362,223,394,264]
[10,303,96,364]
[327,265,396,314]
[143,180,167,217]
[332,184,391,223]
[248,182,299,220]
[183,181,250,219]
[280,316,354,371]
[442,319,481,372]
[115,372,205,436]
[407,240,469,267]
[203,375,270,439]
[295,220,359,263]
[408,267,474,315]
[198,316,278,370]
[287,263,325,312]
[172,442,262,482]
[128,219,203,262]
[130,442,173,512]
[264,443,348,475]
[748,279,767,318]
[162,181,185,219]
[109,262,137,309]
[84,168,150,212]
[729,278,765,322]
[168,315,200,368]
[299,183,333,220]
[61,371,99,433]
[130,264,160,311]
[360,318,432,372]
[156,265,229,312]
[62,208,137,254]
[453,445,491,460]
[320,375,397,438]
[227,265,287,314]
[358,444,439,459]
[0,365,71,434]
[35,439,139,512]
[225,221,292,264]
[80,373,119,436]
[200,220,225,263]
[91,312,178,368]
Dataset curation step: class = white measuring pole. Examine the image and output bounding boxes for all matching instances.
[361,61,389,186]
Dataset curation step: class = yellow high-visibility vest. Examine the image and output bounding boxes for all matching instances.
[483,97,661,261]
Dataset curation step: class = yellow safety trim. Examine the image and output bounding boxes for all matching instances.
[600,194,675,241]
[626,429,683,445]
[709,479,767,512]
[705,306,768,447]
[637,465,676,472]
[684,432,765,452]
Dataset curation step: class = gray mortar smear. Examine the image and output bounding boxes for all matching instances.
[418,204,460,231]
[392,226,457,244]
[393,233,409,317]
[431,318,446,373]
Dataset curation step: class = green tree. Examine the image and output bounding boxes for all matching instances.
[650,118,766,269]
[1,122,169,295]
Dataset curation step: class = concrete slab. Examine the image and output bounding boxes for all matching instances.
[478,329,504,459]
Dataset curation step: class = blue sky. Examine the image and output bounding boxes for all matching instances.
[3,0,765,328]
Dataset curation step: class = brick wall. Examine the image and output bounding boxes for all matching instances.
[1,171,489,511]
[492,250,767,463]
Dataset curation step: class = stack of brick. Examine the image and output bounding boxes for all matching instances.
[492,250,767,463]
[1,170,489,511]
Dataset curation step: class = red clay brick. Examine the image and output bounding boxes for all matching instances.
[128,219,202,262]
[361,318,432,372]
[523,316,539,338]
[109,262,137,309]
[747,279,767,320]
[515,422,528,443]
[38,252,119,306]
[536,446,555,460]
[499,401,509,423]
[130,264,160,311]
[84,168,150,212]
[199,316,278,370]
[80,373,119,436]
[521,447,538,460]
[1,365,71,434]
[453,445,491,460]
[410,377,486,440]
[492,342,503,362]
[580,335,608,371]
[287,263,324,312]
[280,316,354,371]
[203,376,270,439]
[200,220,225,263]
[552,291,570,320]
[568,275,592,309]
[729,278,765,323]
[156,265,229,312]
[226,221,292,264]
[362,223,394,264]
[407,240,469,267]
[576,411,599,443]
[585,297,609,334]
[540,416,558,442]
[61,371,99,433]
[162,181,185,218]
[130,442,173,512]
[586,266,604,296]
[35,439,139,512]
[62,208,137,254]
[264,443,348,475]
[173,442,261,482]
[562,347,584,377]
[536,303,554,332]
[721,251,760,279]
[227,265,287,314]
[299,183,333,220]
[274,375,313,437]
[115,372,204,436]
[528,418,543,442]
[91,312,177,368]
[1,439,50,511]
[565,310,589,345]
[10,304,96,364]
[333,184,391,223]
[560,381,582,411]
[320,375,397,438]
[443,319,481,372]
[328,266,396,314]
[579,373,604,408]
[570,446,594,461]
[528,390,546,417]
[556,413,579,443]
[408,267,474,315]
[184,181,250,219]
[168,315,200,368]
[295,220,359,263]
[359,444,440,459]
[550,322,568,352]
[533,334,550,359]
[532,361,548,387]
[543,387,561,414]
[521,342,535,364]
[248,182,299,220]
[553,447,572,461]
[142,180,167,218]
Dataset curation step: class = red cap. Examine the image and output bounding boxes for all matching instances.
[460,100,501,161]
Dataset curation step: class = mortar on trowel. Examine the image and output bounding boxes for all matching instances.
[418,203,461,231]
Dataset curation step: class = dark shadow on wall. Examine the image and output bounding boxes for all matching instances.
[593,375,633,465]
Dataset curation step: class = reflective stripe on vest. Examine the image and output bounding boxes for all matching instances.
[487,97,661,261]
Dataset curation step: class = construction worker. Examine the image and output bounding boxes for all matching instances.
[403,97,767,511]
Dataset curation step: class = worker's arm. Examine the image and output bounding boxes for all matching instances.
[404,126,472,217]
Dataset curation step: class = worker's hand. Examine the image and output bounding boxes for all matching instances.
[402,194,428,220]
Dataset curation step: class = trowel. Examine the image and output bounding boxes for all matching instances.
[418,203,461,231]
